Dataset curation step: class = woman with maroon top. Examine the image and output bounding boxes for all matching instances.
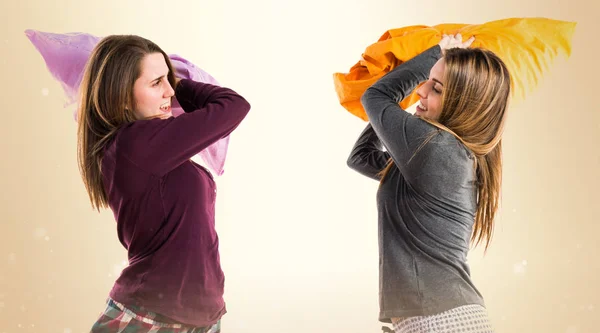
[76,35,250,333]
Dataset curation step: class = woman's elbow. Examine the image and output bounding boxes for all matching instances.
[231,95,251,119]
[238,95,251,113]
[360,89,371,109]
[361,89,379,119]
[346,154,361,171]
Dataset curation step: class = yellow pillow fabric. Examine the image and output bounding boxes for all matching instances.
[333,18,576,121]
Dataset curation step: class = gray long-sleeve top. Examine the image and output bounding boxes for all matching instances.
[348,45,485,322]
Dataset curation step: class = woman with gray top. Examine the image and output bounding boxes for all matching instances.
[347,34,508,333]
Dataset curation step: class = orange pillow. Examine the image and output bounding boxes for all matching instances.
[333,18,576,121]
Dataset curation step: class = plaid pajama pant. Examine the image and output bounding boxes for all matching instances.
[90,298,221,333]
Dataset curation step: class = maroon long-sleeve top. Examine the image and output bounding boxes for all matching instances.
[101,79,250,327]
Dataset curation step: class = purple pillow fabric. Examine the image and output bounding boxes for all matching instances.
[25,29,229,176]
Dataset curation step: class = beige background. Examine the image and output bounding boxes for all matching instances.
[1,0,599,332]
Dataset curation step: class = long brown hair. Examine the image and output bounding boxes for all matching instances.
[378,48,511,250]
[76,35,176,211]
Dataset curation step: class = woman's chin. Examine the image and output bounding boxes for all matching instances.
[144,112,172,120]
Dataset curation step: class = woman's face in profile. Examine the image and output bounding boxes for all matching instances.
[132,52,175,120]
[415,58,445,121]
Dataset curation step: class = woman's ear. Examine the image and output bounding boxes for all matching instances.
[125,98,134,112]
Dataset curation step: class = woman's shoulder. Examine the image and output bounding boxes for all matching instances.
[117,117,173,139]
[419,128,474,164]
[108,118,168,154]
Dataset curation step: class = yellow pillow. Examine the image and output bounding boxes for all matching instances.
[333,18,576,121]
